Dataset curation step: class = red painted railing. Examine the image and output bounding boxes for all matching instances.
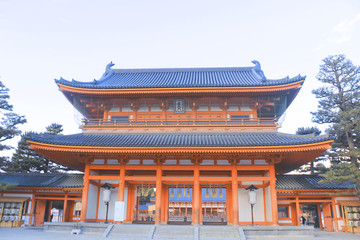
[82,117,277,128]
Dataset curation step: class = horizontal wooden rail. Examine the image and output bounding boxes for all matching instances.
[83,117,277,128]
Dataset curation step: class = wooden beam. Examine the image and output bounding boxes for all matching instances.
[238,176,270,181]
[237,165,270,170]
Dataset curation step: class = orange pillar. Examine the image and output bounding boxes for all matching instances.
[269,163,278,225]
[193,162,200,225]
[226,185,232,223]
[80,162,90,222]
[155,163,162,224]
[62,193,68,222]
[262,185,267,223]
[165,186,170,223]
[331,198,338,231]
[118,163,126,201]
[231,163,239,225]
[295,196,301,226]
[29,194,36,225]
[127,186,135,222]
[317,203,323,230]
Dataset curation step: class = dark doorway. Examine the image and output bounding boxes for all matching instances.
[301,204,320,228]
[168,187,192,225]
[202,187,227,225]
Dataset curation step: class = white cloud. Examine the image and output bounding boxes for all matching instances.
[327,13,360,43]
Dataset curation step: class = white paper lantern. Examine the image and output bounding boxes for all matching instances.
[248,190,257,205]
[103,189,111,202]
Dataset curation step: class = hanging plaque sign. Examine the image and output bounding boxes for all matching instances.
[174,99,185,114]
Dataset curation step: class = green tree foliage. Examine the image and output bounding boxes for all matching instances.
[312,54,360,192]
[296,126,327,174]
[312,54,360,165]
[0,80,26,165]
[320,163,360,197]
[0,182,17,191]
[1,123,70,173]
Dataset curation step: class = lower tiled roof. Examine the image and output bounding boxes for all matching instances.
[276,174,352,190]
[0,173,83,189]
[27,132,331,148]
[0,173,352,191]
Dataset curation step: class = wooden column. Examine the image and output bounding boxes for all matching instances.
[62,193,68,222]
[295,196,301,226]
[164,186,169,223]
[29,193,36,226]
[231,163,239,225]
[331,197,338,231]
[118,163,126,201]
[155,162,162,224]
[95,180,101,221]
[269,162,278,225]
[193,162,200,225]
[317,203,323,230]
[226,185,232,223]
[262,184,267,223]
[127,186,135,222]
[80,162,90,222]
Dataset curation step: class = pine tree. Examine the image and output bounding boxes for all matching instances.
[312,55,360,194]
[296,126,327,174]
[2,123,70,173]
[0,80,26,166]
[311,54,360,165]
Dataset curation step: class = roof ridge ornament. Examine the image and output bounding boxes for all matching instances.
[106,61,115,73]
[251,60,266,82]
[96,61,115,84]
[251,60,261,70]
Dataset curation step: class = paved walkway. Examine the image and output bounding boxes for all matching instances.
[0,227,359,240]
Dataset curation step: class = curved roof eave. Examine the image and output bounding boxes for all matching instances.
[54,61,306,93]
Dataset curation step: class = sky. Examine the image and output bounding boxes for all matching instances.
[0,0,360,153]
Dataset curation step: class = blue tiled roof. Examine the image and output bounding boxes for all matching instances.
[55,61,305,89]
[0,173,83,188]
[27,132,331,148]
[276,175,353,190]
[0,173,352,191]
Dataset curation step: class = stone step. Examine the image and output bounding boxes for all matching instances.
[199,226,240,240]
[152,225,194,240]
[245,230,314,236]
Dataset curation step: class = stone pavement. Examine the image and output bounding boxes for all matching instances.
[0,227,360,240]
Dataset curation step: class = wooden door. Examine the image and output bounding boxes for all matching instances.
[323,203,334,231]
[34,200,46,226]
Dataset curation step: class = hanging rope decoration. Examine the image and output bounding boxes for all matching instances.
[211,185,218,198]
[177,185,182,198]
[170,187,174,198]
[219,187,223,198]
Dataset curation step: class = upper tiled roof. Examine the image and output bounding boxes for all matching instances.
[276,174,352,190]
[55,61,305,89]
[27,132,331,148]
[0,173,83,188]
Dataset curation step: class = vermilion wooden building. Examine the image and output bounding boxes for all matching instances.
[2,61,359,231]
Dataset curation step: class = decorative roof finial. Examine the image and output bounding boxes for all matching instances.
[252,60,261,70]
[106,61,115,72]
